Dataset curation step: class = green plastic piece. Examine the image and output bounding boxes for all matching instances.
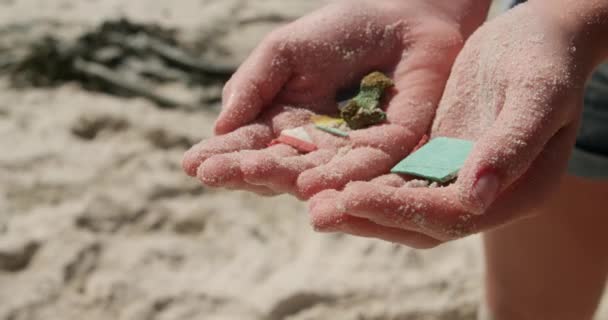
[340,72,393,130]
[315,125,349,137]
[391,137,474,183]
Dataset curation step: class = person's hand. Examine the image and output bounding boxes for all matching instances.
[182,0,490,199]
[308,2,600,248]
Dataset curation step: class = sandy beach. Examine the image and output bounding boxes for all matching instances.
[0,1,606,319]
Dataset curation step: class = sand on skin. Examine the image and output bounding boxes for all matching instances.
[1,0,607,319]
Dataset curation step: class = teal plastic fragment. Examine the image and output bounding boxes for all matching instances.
[391,137,474,183]
[315,125,349,137]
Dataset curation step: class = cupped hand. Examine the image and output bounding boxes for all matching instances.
[309,2,596,247]
[183,0,489,199]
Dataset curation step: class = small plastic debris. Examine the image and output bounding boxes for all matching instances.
[270,127,317,153]
[391,137,474,183]
[340,71,394,129]
[311,115,349,137]
[403,179,431,188]
[311,115,345,127]
[315,125,349,137]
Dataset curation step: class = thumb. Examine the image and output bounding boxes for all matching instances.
[456,94,571,214]
[215,33,292,135]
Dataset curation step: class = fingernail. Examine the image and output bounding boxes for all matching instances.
[472,171,500,214]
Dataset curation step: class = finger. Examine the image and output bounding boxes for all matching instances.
[264,105,316,133]
[348,124,418,158]
[369,174,409,188]
[341,182,423,232]
[182,123,274,177]
[308,189,346,232]
[336,181,473,241]
[235,184,280,197]
[215,32,292,135]
[197,144,297,189]
[308,190,440,248]
[369,173,437,188]
[337,181,451,237]
[241,149,336,198]
[454,91,574,214]
[296,147,394,199]
[335,216,442,249]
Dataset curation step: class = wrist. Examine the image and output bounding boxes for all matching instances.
[531,0,608,68]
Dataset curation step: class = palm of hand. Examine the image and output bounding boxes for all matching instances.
[183,0,465,199]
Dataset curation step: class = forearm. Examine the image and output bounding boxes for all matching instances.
[532,0,608,65]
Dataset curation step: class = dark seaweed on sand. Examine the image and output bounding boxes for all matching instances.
[6,19,236,109]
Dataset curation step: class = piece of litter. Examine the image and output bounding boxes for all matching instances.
[340,71,393,129]
[403,179,430,188]
[312,114,350,137]
[311,115,345,127]
[315,125,349,137]
[391,137,474,183]
[282,127,313,143]
[270,127,317,153]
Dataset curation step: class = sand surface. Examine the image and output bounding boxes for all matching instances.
[0,1,606,319]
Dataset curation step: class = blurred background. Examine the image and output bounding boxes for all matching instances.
[0,1,605,319]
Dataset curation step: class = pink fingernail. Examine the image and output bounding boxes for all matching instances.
[472,171,500,214]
